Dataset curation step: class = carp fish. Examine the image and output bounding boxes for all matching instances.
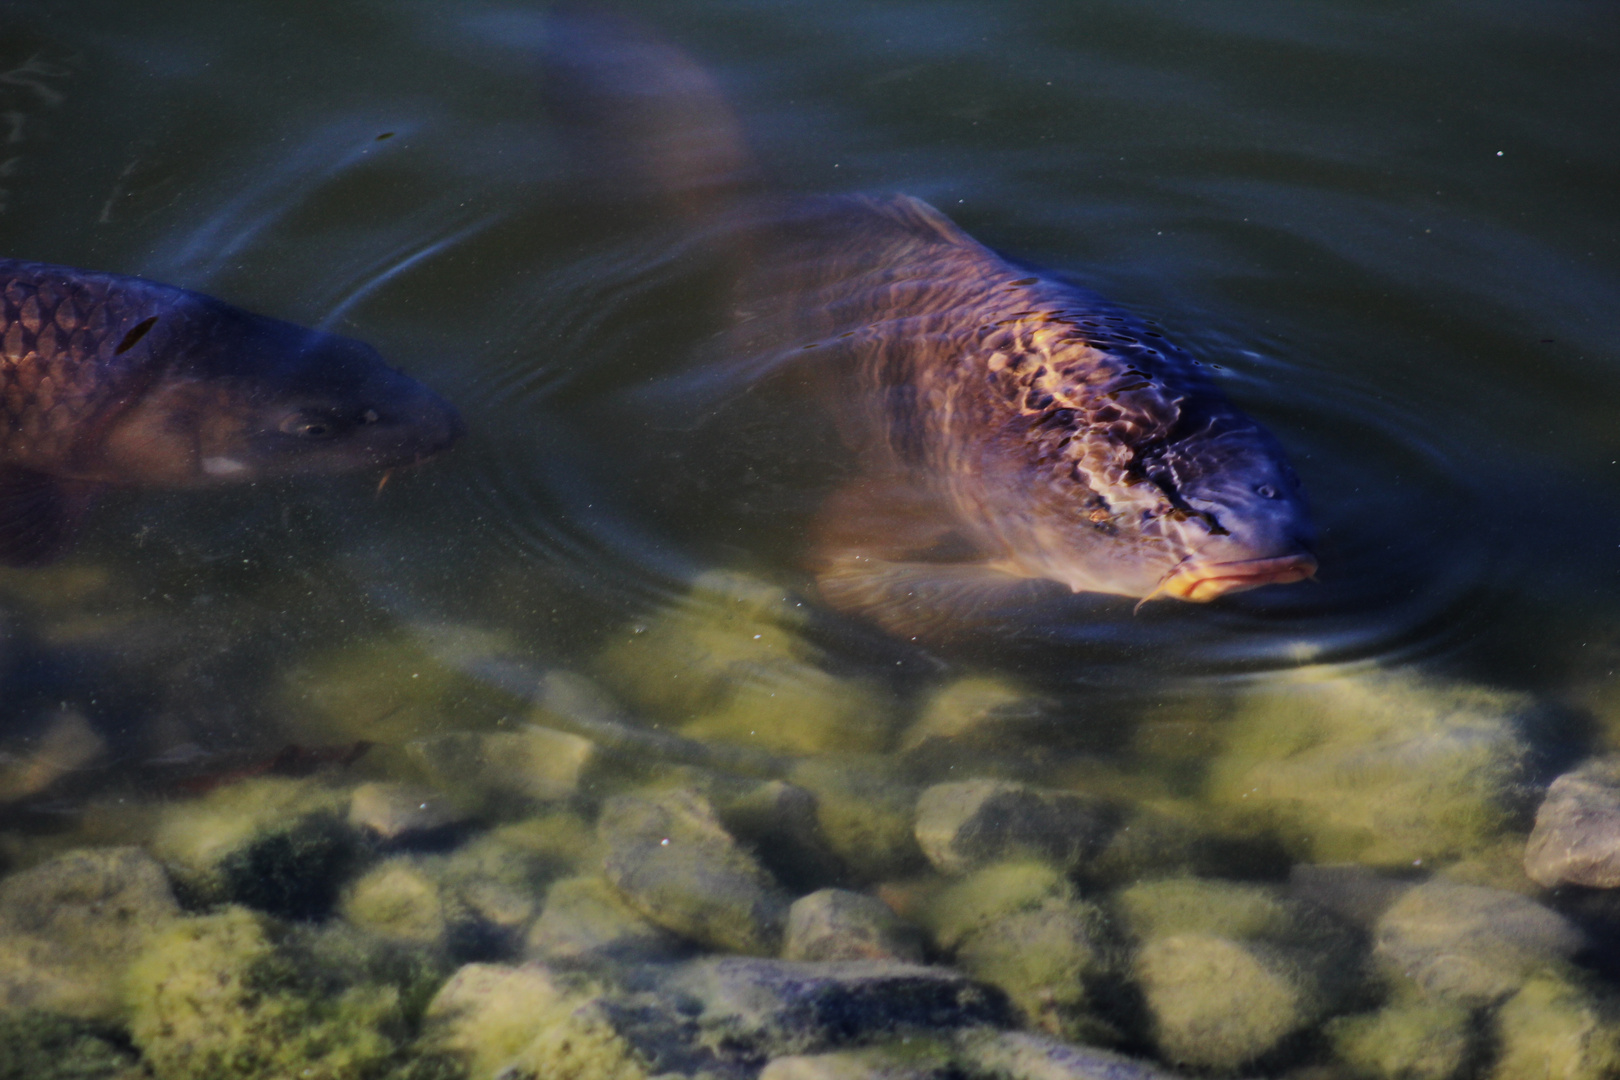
[0,258,462,564]
[548,11,1316,639]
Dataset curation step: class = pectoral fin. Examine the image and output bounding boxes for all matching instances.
[0,468,97,566]
[809,470,1064,639]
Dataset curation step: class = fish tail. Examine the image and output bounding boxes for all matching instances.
[541,7,757,217]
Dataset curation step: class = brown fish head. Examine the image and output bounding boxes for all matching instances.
[95,303,462,486]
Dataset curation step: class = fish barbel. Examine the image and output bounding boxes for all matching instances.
[0,258,462,564]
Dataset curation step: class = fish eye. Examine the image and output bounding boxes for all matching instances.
[279,410,345,440]
[1255,484,1279,499]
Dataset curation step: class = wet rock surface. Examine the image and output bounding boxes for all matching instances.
[784,889,925,963]
[600,787,793,954]
[1524,758,1620,888]
[914,780,1115,876]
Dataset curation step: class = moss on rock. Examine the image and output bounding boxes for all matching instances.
[787,757,924,883]
[1205,670,1534,867]
[1327,1001,1476,1080]
[919,860,1073,952]
[1489,973,1620,1080]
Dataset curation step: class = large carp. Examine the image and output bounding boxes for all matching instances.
[0,258,461,564]
[548,12,1315,639]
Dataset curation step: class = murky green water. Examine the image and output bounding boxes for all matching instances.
[1,1,1618,1078]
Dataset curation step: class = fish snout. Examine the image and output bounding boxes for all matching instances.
[1159,551,1318,602]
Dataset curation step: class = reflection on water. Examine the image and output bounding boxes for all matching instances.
[0,0,1618,1077]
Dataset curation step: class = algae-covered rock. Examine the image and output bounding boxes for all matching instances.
[148,775,359,918]
[1489,972,1620,1080]
[914,780,1114,876]
[953,901,1116,1044]
[422,962,647,1080]
[437,812,596,942]
[789,757,925,882]
[716,778,848,893]
[1135,933,1316,1071]
[761,1045,955,1080]
[899,677,1052,753]
[955,1029,1184,1080]
[1372,879,1584,1006]
[124,906,416,1080]
[920,860,1073,952]
[1205,670,1534,866]
[1118,878,1358,1071]
[0,846,179,1020]
[0,1011,145,1080]
[596,571,896,755]
[599,787,791,955]
[526,874,687,966]
[348,782,470,845]
[1327,1001,1476,1080]
[784,889,924,963]
[1524,758,1620,888]
[277,628,515,746]
[340,858,451,946]
[408,725,598,811]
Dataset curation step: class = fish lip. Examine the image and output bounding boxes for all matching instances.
[1160,552,1318,602]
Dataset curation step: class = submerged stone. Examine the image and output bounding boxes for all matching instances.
[784,889,925,963]
[953,900,1116,1044]
[0,847,179,1020]
[123,906,415,1080]
[1489,972,1620,1080]
[526,874,688,966]
[956,1029,1185,1080]
[407,724,598,809]
[338,857,451,947]
[1206,670,1534,867]
[718,779,848,893]
[347,781,469,845]
[599,787,791,955]
[1524,758,1620,888]
[789,758,926,883]
[899,677,1052,753]
[920,860,1074,952]
[1326,1001,1476,1080]
[914,780,1114,876]
[1372,879,1585,1006]
[0,1010,145,1080]
[422,961,647,1080]
[148,775,359,919]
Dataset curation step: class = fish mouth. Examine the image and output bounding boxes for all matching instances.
[1158,552,1318,602]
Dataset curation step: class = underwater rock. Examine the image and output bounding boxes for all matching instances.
[338,857,451,946]
[717,778,849,893]
[599,787,791,955]
[423,961,647,1080]
[148,774,359,919]
[438,812,597,945]
[1118,878,1358,1071]
[0,1010,146,1080]
[1524,758,1620,888]
[784,889,925,963]
[760,1044,955,1080]
[526,874,688,966]
[347,781,469,845]
[1205,670,1534,866]
[919,860,1075,952]
[1134,933,1317,1071]
[787,758,927,883]
[1373,879,1585,1006]
[407,724,598,809]
[1288,862,1414,928]
[914,779,1114,876]
[1326,1001,1476,1080]
[123,906,418,1080]
[654,957,1012,1059]
[899,677,1052,753]
[0,846,179,1020]
[953,900,1116,1044]
[956,1029,1185,1080]
[1489,971,1620,1080]
[596,570,896,756]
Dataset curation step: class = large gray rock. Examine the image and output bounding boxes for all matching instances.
[600,787,791,955]
[784,889,924,963]
[958,1030,1186,1080]
[1524,760,1620,888]
[1373,880,1586,1005]
[914,780,1114,876]
[0,846,180,1019]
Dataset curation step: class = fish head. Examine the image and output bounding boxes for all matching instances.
[97,305,463,486]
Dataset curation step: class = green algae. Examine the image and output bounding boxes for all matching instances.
[0,1011,144,1080]
[919,859,1074,951]
[787,756,924,882]
[1327,1001,1477,1080]
[953,901,1118,1044]
[123,906,437,1080]
[1205,670,1534,867]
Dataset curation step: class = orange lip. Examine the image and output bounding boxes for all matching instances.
[1160,553,1318,602]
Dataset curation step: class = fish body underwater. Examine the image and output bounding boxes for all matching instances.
[550,11,1316,639]
[0,258,462,564]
